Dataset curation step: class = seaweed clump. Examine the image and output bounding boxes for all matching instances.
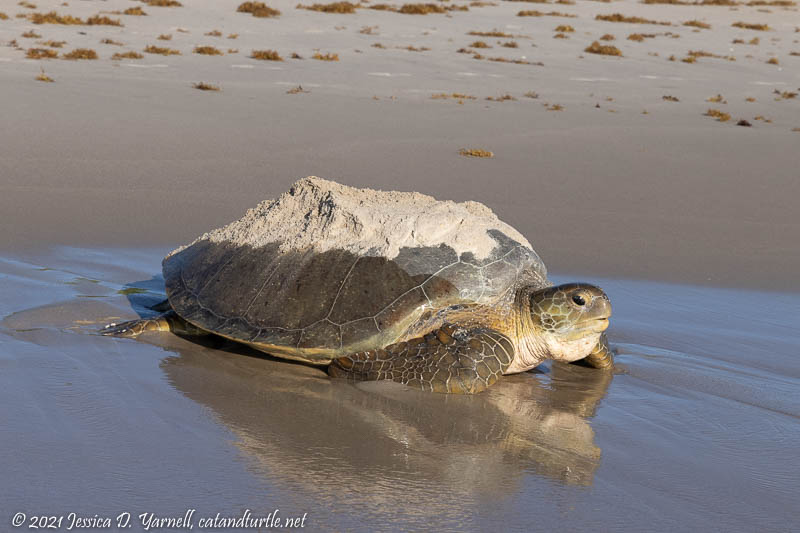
[459,148,494,158]
[86,15,123,26]
[194,45,224,55]
[26,47,58,59]
[62,48,98,59]
[486,94,517,101]
[683,20,710,29]
[399,3,447,13]
[144,44,181,55]
[431,93,476,102]
[29,11,84,24]
[251,49,283,60]
[596,13,671,25]
[112,51,144,59]
[237,2,281,17]
[517,10,576,16]
[468,29,513,37]
[145,0,182,6]
[36,68,54,82]
[193,82,220,91]
[487,56,541,65]
[585,41,622,55]
[312,51,339,60]
[732,21,770,30]
[298,2,359,12]
[705,108,731,121]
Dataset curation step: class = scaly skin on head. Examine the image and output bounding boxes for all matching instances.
[507,283,612,373]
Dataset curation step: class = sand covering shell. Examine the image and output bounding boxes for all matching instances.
[168,176,532,261]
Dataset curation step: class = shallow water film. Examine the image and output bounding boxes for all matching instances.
[1,247,798,532]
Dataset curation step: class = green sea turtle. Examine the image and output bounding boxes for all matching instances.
[102,177,613,393]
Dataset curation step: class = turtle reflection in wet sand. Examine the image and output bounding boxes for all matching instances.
[102,177,613,393]
[160,345,613,493]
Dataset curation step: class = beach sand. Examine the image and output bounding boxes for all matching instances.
[1,249,798,531]
[1,0,799,531]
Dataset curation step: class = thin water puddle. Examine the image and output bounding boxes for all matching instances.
[0,249,797,531]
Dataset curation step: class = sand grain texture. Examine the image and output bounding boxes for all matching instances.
[182,176,530,260]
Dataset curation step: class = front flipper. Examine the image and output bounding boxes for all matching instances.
[100,311,206,338]
[573,333,614,369]
[328,325,515,394]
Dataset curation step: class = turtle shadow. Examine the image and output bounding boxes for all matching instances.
[118,274,169,316]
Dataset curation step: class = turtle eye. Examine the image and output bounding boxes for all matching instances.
[571,292,587,306]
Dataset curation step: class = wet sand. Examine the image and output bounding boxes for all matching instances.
[1,248,798,531]
[2,0,800,530]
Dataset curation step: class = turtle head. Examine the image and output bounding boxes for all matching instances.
[526,283,611,363]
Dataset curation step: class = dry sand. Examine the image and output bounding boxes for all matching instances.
[1,0,799,531]
[0,0,798,289]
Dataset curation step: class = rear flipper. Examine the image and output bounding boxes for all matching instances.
[573,333,614,369]
[100,310,206,338]
[328,325,515,394]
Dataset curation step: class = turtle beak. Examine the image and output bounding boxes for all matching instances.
[576,291,612,333]
[590,316,610,333]
[592,295,612,319]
